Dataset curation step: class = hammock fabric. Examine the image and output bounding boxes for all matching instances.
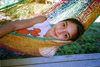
[0,0,100,57]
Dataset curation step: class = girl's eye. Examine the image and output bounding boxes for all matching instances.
[64,34,67,37]
[62,23,65,27]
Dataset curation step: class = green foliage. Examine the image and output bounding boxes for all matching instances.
[55,23,100,56]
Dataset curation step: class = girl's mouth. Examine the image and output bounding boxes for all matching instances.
[54,29,57,37]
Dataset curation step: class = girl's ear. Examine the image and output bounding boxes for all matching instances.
[49,40,73,44]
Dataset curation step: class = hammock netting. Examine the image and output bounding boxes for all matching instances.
[0,0,100,57]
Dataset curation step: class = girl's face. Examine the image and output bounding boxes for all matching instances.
[44,21,78,40]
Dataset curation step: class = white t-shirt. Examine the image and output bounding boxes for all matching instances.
[27,19,51,38]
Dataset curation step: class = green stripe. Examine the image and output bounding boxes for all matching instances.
[9,32,68,41]
[0,0,27,11]
[85,14,100,31]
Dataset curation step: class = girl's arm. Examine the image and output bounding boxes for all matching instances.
[0,16,47,37]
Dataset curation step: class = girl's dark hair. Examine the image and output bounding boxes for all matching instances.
[62,18,85,41]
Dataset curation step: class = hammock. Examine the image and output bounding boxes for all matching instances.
[0,0,100,57]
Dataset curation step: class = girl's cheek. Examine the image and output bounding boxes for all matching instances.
[58,35,64,39]
[56,24,62,29]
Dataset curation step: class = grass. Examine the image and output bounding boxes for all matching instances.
[55,22,100,56]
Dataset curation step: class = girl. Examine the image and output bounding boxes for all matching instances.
[0,15,84,44]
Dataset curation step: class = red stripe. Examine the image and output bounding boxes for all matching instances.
[0,44,32,55]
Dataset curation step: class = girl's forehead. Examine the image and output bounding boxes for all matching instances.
[59,20,73,24]
[67,22,78,38]
[57,21,66,24]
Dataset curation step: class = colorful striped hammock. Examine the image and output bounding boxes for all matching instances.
[0,0,100,57]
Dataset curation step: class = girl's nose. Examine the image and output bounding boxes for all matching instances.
[57,29,65,34]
